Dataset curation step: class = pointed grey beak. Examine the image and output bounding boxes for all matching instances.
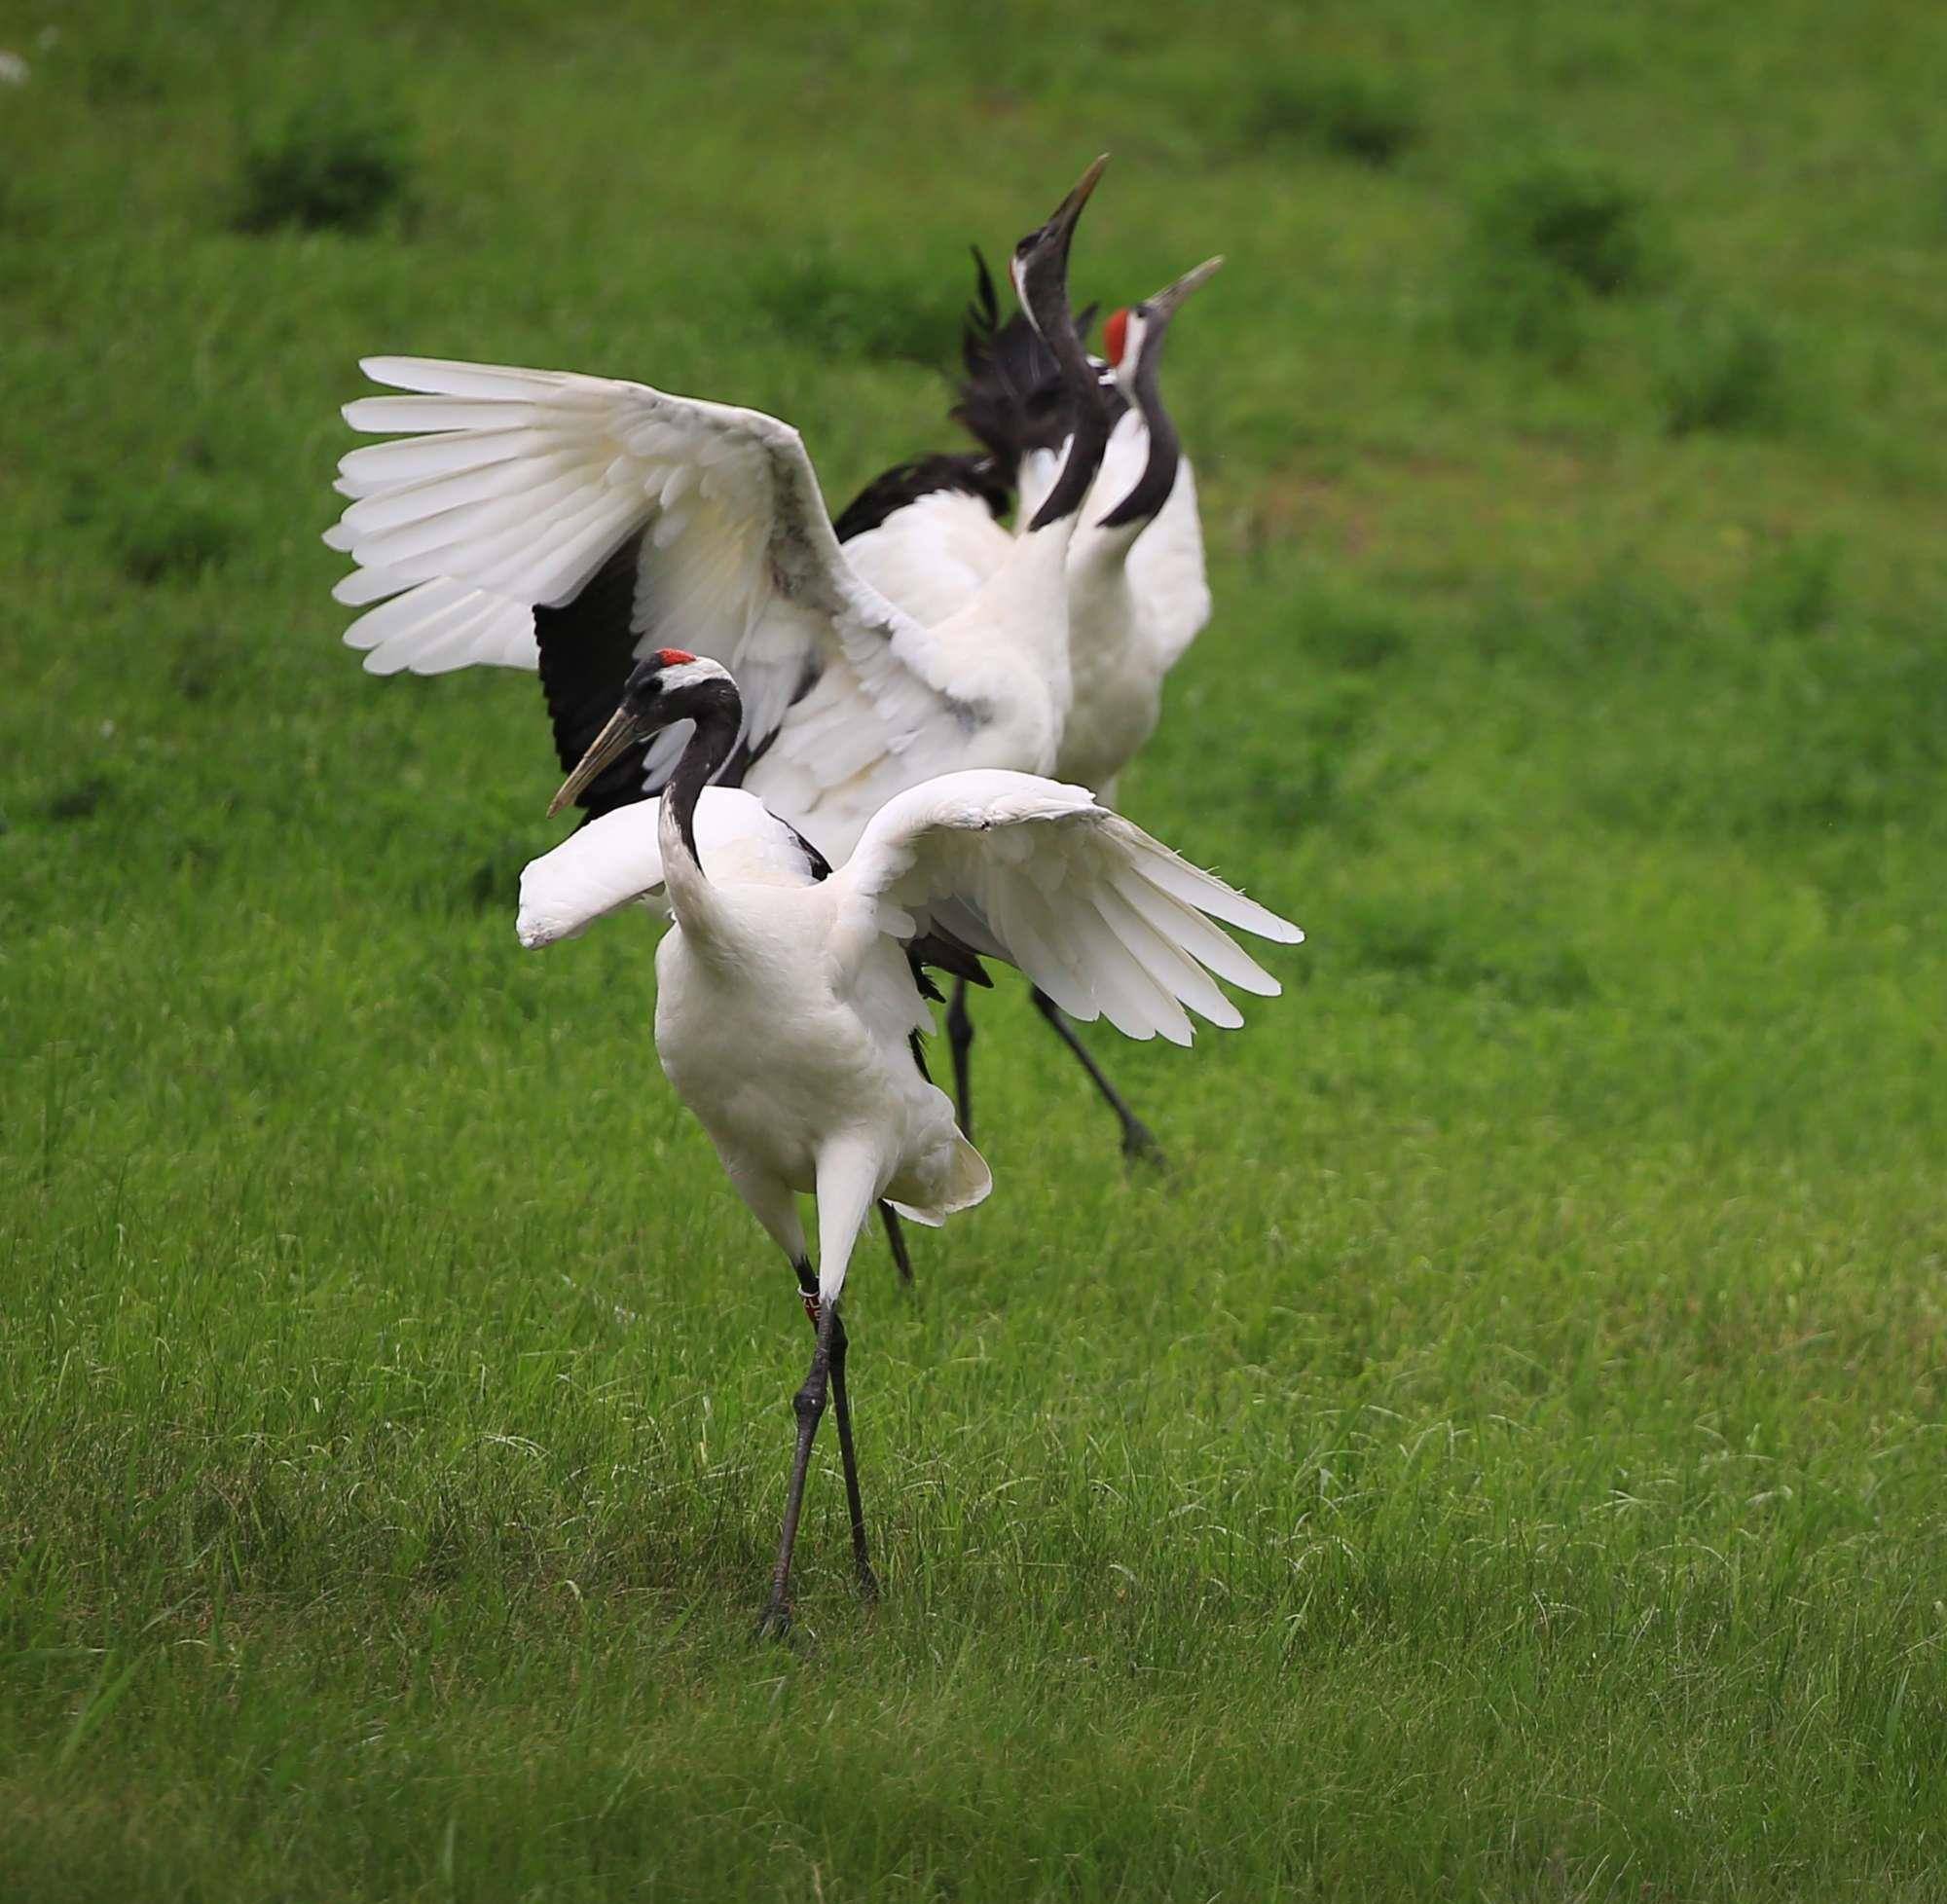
[1145,255,1224,326]
[1016,154,1112,342]
[547,702,647,818]
[1046,152,1111,245]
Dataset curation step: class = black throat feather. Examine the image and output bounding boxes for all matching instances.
[1096,346,1181,532]
[659,679,743,869]
[1025,287,1112,532]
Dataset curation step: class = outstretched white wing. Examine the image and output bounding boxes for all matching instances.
[515,788,825,948]
[329,356,981,789]
[834,769,1302,1044]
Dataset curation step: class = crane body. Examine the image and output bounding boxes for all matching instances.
[523,649,1301,1632]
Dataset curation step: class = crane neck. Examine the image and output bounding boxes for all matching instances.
[1026,308,1112,534]
[1096,348,1180,532]
[654,683,742,907]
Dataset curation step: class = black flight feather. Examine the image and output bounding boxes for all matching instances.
[830,452,1010,541]
[950,246,1105,485]
[534,529,650,824]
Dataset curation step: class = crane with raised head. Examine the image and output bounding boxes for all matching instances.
[848,255,1226,1163]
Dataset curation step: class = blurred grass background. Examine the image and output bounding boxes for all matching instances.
[3,0,1947,1897]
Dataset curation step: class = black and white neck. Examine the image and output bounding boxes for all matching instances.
[1007,156,1115,536]
[640,656,742,876]
[1028,327,1106,533]
[546,647,742,886]
[1095,257,1221,536]
[1097,315,1180,534]
[1024,295,1113,534]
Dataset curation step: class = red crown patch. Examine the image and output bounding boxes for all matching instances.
[1104,308,1130,367]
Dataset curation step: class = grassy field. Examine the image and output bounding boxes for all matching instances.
[6,0,1947,1895]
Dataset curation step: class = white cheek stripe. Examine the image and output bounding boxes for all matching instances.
[1115,316,1151,396]
[659,657,731,696]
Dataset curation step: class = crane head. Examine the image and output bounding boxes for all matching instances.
[546,650,737,818]
[1104,255,1223,399]
[1010,154,1109,340]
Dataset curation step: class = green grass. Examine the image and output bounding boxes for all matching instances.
[5,0,1947,1896]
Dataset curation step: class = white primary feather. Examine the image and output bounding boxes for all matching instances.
[833,768,1302,1045]
[327,357,1005,803]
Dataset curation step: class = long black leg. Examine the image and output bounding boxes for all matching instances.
[827,1305,878,1600]
[877,1201,914,1286]
[946,979,975,1139]
[756,1264,840,1638]
[1030,986,1166,1166]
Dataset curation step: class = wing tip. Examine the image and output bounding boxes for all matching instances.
[360,353,432,384]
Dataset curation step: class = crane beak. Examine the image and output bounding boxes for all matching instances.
[1014,154,1111,339]
[547,702,648,818]
[1045,153,1110,249]
[1145,255,1224,325]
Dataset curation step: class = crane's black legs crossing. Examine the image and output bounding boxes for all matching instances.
[877,1202,914,1285]
[757,1264,875,1638]
[946,979,976,1140]
[1030,986,1166,1166]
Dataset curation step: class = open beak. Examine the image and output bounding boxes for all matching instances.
[1145,255,1224,326]
[547,701,648,818]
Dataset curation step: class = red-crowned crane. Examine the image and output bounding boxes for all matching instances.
[845,257,1225,1161]
[518,649,1302,1634]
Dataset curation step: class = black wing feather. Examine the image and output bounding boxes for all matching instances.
[831,452,1010,541]
[950,247,1108,482]
[534,529,648,824]
[534,251,1111,823]
[829,250,1103,540]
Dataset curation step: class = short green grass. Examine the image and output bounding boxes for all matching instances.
[6,0,1947,1896]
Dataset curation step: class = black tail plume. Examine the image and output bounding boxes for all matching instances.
[949,246,1082,485]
